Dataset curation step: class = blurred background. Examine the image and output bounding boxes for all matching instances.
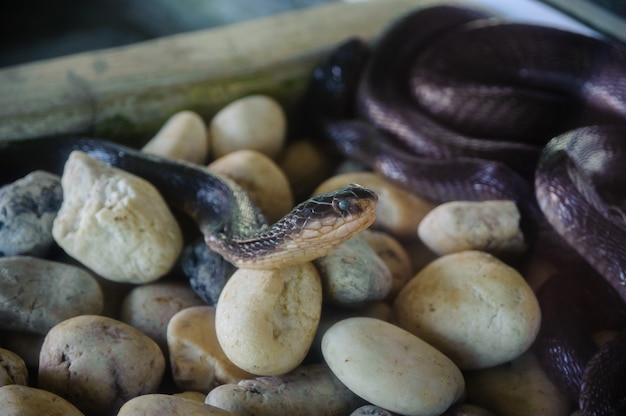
[0,0,337,68]
[0,0,623,68]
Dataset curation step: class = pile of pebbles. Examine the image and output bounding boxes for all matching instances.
[0,94,567,416]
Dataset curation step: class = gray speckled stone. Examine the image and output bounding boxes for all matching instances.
[0,171,62,257]
[314,236,392,307]
[0,256,103,335]
[181,239,236,306]
[350,405,396,416]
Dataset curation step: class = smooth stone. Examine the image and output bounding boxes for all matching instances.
[0,256,103,334]
[215,263,322,376]
[0,348,28,386]
[142,110,210,164]
[52,151,183,284]
[314,235,392,307]
[359,229,413,300]
[278,139,332,200]
[167,306,254,393]
[0,171,62,257]
[210,95,286,159]
[206,364,363,416]
[181,239,236,306]
[465,352,570,416]
[0,385,84,416]
[118,394,235,416]
[314,172,435,238]
[38,315,165,416]
[322,317,465,416]
[350,405,395,416]
[394,250,541,370]
[120,281,204,351]
[208,149,293,224]
[418,200,526,257]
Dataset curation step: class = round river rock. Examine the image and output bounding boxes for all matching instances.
[0,170,63,257]
[215,262,322,376]
[210,94,286,159]
[38,315,165,416]
[52,151,183,284]
[322,317,464,416]
[394,250,541,370]
[142,110,210,164]
[0,256,103,334]
[0,348,28,387]
[0,384,84,416]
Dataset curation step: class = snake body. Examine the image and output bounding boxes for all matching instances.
[0,137,377,269]
[306,4,626,413]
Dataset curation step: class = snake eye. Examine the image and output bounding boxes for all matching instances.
[337,199,351,211]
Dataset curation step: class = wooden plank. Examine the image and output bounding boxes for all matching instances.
[0,0,431,145]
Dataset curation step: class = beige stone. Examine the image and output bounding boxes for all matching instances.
[167,306,254,393]
[38,315,165,416]
[278,139,332,199]
[0,385,84,416]
[394,250,541,370]
[120,281,204,350]
[0,348,28,387]
[215,263,322,375]
[210,95,286,159]
[142,110,210,164]
[208,149,293,223]
[118,394,235,416]
[418,200,526,257]
[52,151,183,283]
[322,317,464,416]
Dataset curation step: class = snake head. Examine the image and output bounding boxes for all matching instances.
[220,184,378,269]
[288,183,378,244]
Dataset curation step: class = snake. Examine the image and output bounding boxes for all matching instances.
[304,4,626,413]
[0,137,378,269]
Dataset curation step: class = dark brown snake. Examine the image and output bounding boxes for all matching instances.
[305,4,626,414]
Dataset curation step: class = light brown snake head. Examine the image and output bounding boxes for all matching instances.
[213,183,378,269]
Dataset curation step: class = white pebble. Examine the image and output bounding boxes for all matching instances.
[394,250,541,370]
[167,306,254,393]
[208,149,294,224]
[322,317,464,416]
[52,151,183,284]
[210,95,286,159]
[418,200,526,257]
[142,110,210,164]
[215,263,322,376]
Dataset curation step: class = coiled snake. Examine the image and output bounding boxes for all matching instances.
[304,4,626,414]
